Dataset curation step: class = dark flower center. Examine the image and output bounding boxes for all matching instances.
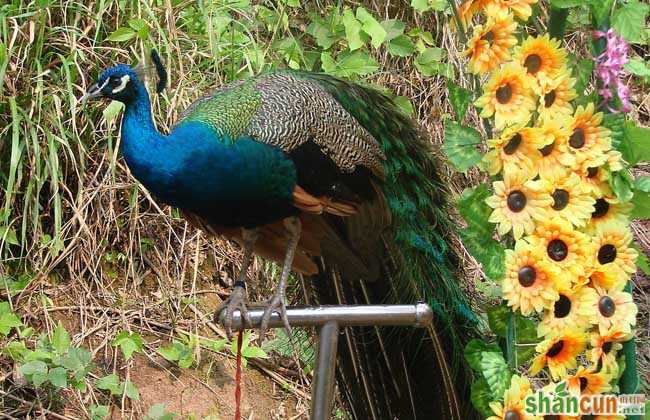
[580,377,588,392]
[602,341,613,354]
[598,295,616,317]
[598,244,617,264]
[524,54,542,74]
[544,90,557,107]
[518,265,537,287]
[504,410,521,420]
[554,294,572,318]
[483,31,495,44]
[569,127,586,148]
[587,167,599,178]
[507,190,527,212]
[540,141,555,156]
[546,340,565,357]
[496,84,513,104]
[544,416,561,420]
[547,239,568,261]
[592,198,610,218]
[551,189,570,211]
[504,133,522,155]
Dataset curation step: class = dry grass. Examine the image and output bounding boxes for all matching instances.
[0,0,648,418]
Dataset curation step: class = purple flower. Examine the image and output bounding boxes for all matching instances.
[593,28,631,113]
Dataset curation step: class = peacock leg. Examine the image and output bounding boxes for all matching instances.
[215,228,259,338]
[259,216,301,339]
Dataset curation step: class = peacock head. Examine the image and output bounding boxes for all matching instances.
[80,50,167,104]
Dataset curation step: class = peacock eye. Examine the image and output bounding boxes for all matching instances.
[109,77,121,87]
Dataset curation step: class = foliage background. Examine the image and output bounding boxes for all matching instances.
[0,0,648,418]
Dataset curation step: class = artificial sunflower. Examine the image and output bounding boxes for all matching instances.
[464,8,518,74]
[535,117,576,179]
[457,0,493,28]
[535,69,577,122]
[575,158,611,197]
[590,328,631,372]
[514,34,568,86]
[537,284,597,338]
[588,193,633,230]
[589,264,628,292]
[589,285,637,335]
[502,240,567,315]
[486,170,552,239]
[484,123,550,177]
[530,328,587,380]
[541,169,595,227]
[487,375,540,420]
[526,217,595,283]
[566,365,612,395]
[488,0,539,21]
[567,104,612,166]
[591,221,638,275]
[475,62,537,130]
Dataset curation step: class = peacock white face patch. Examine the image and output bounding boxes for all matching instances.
[111,74,131,94]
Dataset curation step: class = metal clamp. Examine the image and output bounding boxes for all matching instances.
[218,304,433,420]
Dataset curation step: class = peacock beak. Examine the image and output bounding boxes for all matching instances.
[78,83,104,103]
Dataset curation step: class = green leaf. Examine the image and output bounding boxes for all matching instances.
[393,96,414,117]
[512,315,538,366]
[459,230,506,280]
[625,58,650,77]
[103,101,124,123]
[589,0,615,27]
[633,244,650,274]
[443,121,482,173]
[602,113,625,149]
[619,122,650,166]
[470,378,494,417]
[387,35,415,57]
[0,226,19,246]
[112,331,143,360]
[48,366,68,388]
[380,19,405,41]
[414,47,444,76]
[96,373,123,395]
[0,311,22,336]
[124,379,140,400]
[146,403,176,420]
[411,0,431,12]
[106,27,136,43]
[457,185,493,237]
[609,170,634,202]
[20,360,48,376]
[611,0,649,44]
[158,344,180,362]
[550,0,583,7]
[480,352,512,398]
[631,190,650,220]
[90,405,110,420]
[306,14,342,50]
[52,322,70,354]
[573,58,594,96]
[356,7,386,48]
[324,50,379,77]
[487,303,510,338]
[447,80,472,121]
[341,9,364,51]
[464,339,500,371]
[242,346,268,359]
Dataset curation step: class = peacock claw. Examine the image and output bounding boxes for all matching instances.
[215,285,251,339]
[259,294,292,341]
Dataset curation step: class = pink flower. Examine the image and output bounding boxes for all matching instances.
[593,28,631,113]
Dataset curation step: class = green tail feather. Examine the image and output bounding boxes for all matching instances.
[298,72,479,418]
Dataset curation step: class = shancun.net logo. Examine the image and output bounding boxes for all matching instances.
[525,381,646,416]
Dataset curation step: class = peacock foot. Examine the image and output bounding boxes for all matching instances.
[215,284,251,339]
[259,292,292,341]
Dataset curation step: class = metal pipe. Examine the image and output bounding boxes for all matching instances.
[217,303,433,330]
[310,321,339,420]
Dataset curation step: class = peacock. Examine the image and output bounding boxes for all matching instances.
[81,50,478,419]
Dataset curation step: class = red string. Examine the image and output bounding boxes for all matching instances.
[234,330,243,420]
